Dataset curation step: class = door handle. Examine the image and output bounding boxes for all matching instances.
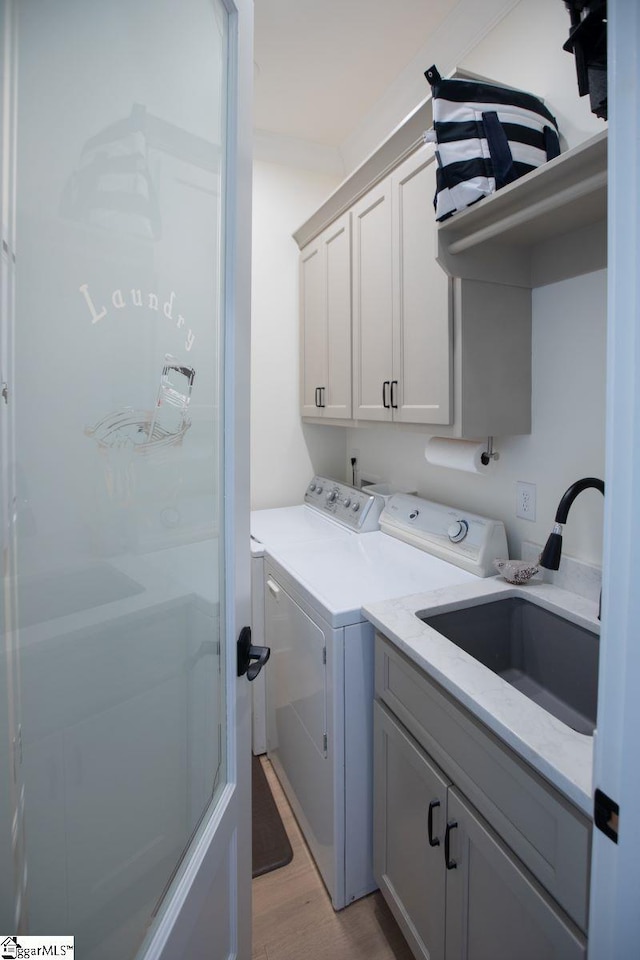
[444,820,458,869]
[390,380,398,409]
[319,386,326,408]
[266,577,280,599]
[382,380,390,408]
[427,799,441,847]
[315,387,321,407]
[237,625,270,682]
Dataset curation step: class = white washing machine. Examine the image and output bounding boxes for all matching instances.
[261,486,508,910]
[250,477,386,755]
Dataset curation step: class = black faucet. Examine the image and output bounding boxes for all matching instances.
[539,477,605,618]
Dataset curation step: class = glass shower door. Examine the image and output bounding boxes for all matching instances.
[0,1,248,956]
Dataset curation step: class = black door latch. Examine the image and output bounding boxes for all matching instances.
[237,625,270,681]
[594,787,619,843]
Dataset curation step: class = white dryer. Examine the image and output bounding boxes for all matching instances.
[250,477,386,754]
[262,491,508,910]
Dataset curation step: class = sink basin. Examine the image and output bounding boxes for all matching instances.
[419,597,599,735]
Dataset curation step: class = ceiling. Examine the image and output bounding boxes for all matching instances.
[253,0,461,147]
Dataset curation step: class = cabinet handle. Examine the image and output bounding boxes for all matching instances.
[444,820,458,869]
[315,387,320,407]
[320,386,326,408]
[427,799,441,847]
[390,380,398,409]
[382,380,390,408]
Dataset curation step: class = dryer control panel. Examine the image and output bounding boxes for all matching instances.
[304,476,385,532]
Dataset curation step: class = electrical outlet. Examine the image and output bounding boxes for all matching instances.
[516,481,537,521]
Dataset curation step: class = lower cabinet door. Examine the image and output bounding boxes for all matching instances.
[444,788,587,960]
[374,701,449,960]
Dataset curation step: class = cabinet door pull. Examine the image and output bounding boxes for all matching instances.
[444,820,458,869]
[320,386,326,408]
[315,387,320,407]
[427,799,441,847]
[382,380,390,408]
[390,380,398,409]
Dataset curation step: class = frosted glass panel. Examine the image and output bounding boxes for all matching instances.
[6,1,229,956]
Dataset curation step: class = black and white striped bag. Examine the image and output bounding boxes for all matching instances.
[424,66,561,222]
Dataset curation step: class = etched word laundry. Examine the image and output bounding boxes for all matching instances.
[79,283,196,352]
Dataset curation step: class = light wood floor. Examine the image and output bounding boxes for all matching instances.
[252,757,414,960]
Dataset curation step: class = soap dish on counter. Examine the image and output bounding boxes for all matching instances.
[494,559,539,585]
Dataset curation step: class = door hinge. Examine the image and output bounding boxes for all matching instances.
[594,788,619,843]
[322,647,327,665]
[323,733,328,753]
[1,382,8,405]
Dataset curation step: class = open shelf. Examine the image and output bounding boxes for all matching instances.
[437,130,607,288]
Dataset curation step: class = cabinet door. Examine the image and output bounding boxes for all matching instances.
[374,701,448,960]
[445,788,587,960]
[300,238,326,419]
[392,146,451,425]
[352,179,393,421]
[323,214,352,419]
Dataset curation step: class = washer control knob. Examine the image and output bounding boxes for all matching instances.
[316,485,323,494]
[409,509,420,521]
[309,483,316,492]
[343,497,351,508]
[448,519,469,543]
[352,502,360,512]
[326,490,338,503]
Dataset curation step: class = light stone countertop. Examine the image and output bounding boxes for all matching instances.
[362,576,600,816]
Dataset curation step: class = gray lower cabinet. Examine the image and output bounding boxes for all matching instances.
[374,637,589,960]
[445,788,586,960]
[374,701,449,960]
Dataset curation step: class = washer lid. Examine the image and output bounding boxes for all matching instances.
[250,504,355,549]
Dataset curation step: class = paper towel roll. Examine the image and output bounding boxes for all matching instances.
[424,437,487,474]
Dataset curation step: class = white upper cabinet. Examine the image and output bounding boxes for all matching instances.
[298,136,556,438]
[352,145,451,425]
[300,213,352,420]
[392,147,451,425]
[352,178,394,421]
[300,240,325,419]
[324,217,352,419]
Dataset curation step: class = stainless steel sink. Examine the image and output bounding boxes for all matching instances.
[419,597,599,735]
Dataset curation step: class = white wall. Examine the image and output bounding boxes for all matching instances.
[346,270,607,566]
[338,0,608,567]
[250,0,608,551]
[460,0,604,151]
[341,0,602,174]
[339,0,517,173]
[251,160,347,508]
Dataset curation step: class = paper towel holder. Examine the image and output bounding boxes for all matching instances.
[480,437,500,466]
